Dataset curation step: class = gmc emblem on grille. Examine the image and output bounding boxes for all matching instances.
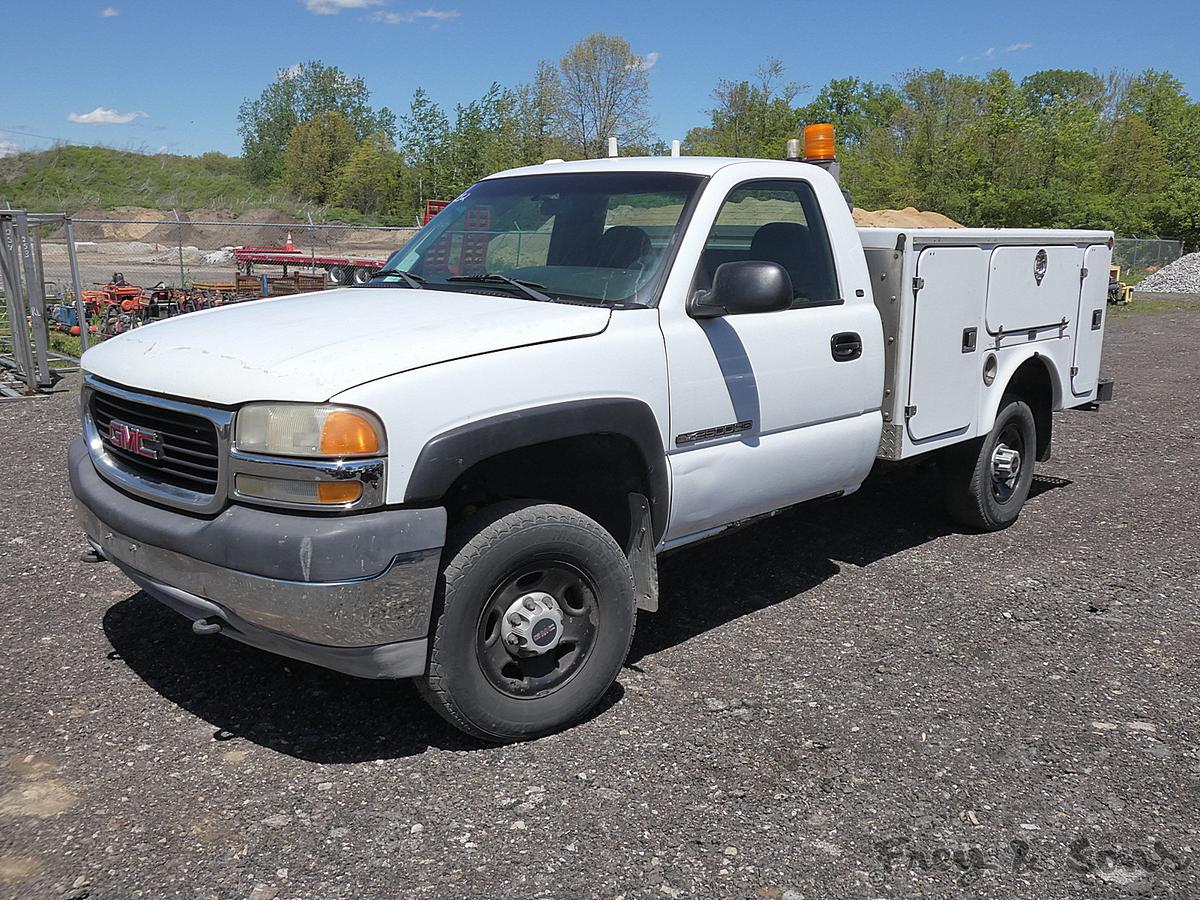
[107,419,162,460]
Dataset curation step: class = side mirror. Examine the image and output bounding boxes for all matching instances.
[689,260,793,318]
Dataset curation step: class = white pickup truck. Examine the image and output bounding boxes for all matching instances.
[71,130,1113,741]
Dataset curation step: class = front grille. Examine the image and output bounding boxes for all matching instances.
[90,390,220,494]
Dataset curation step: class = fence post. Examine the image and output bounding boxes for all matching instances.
[63,217,90,353]
[14,212,52,388]
[172,208,186,290]
[307,211,316,273]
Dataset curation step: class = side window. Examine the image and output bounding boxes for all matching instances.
[698,179,840,308]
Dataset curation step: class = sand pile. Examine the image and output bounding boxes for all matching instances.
[854,207,962,228]
[66,207,300,249]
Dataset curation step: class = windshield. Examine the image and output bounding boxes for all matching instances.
[370,171,704,307]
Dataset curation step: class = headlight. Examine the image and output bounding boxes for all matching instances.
[235,403,384,458]
[231,403,386,510]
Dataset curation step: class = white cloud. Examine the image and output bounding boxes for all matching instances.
[0,140,20,158]
[640,51,661,71]
[101,6,119,15]
[370,8,460,24]
[983,47,996,58]
[68,106,148,125]
[277,63,304,79]
[304,0,382,14]
[1006,41,1034,52]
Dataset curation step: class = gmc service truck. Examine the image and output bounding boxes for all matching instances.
[71,127,1113,741]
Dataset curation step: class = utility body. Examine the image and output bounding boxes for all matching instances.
[71,149,1113,740]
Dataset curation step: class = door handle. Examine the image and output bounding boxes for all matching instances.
[830,332,862,362]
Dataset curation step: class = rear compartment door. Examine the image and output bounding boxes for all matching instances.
[907,247,988,441]
[986,245,1081,336]
[1071,244,1109,397]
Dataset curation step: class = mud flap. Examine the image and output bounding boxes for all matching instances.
[627,493,659,612]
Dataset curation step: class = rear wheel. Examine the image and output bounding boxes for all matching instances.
[352,266,373,285]
[416,502,636,742]
[942,397,1037,531]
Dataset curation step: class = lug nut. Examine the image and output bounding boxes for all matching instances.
[523,598,538,612]
[506,634,519,645]
[509,613,523,625]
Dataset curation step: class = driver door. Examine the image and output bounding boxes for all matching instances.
[658,176,881,544]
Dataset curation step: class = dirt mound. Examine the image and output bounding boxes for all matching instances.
[854,207,962,228]
[69,206,174,242]
[181,209,294,250]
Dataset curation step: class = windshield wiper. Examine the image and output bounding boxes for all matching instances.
[446,273,555,303]
[368,268,426,289]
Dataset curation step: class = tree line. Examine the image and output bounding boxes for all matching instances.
[237,35,1200,247]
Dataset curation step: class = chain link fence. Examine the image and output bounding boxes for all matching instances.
[0,214,420,394]
[1112,238,1183,282]
[35,217,419,298]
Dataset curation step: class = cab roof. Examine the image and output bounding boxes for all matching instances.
[484,156,811,180]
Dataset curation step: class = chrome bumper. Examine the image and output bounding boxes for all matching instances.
[71,437,446,679]
[78,503,441,648]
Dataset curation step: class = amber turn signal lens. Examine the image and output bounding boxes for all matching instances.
[803,123,836,161]
[317,481,363,504]
[320,411,380,456]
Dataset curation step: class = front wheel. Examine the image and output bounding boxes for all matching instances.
[942,398,1037,531]
[416,502,637,742]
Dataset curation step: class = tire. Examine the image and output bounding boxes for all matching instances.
[416,502,637,742]
[942,397,1037,531]
[327,265,346,285]
[352,266,372,285]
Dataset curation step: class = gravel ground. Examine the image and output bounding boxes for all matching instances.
[1,309,1198,899]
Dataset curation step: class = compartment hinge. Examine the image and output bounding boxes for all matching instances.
[904,404,917,420]
[1080,266,1089,280]
[912,276,925,294]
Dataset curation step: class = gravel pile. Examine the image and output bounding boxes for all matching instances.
[1136,251,1200,293]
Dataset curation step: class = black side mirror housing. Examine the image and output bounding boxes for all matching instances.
[689,260,793,318]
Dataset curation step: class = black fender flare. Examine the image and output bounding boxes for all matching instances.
[404,398,669,543]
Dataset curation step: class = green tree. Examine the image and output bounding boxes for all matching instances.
[332,133,405,217]
[800,77,902,147]
[555,33,655,157]
[238,61,395,183]
[893,69,985,219]
[1122,70,1200,178]
[398,87,453,212]
[1020,69,1107,115]
[685,59,803,158]
[281,110,356,203]
[512,62,571,164]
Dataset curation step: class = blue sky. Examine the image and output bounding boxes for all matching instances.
[3,0,1199,158]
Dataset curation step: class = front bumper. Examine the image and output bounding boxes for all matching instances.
[70,437,446,679]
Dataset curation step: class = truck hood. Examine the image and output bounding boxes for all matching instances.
[81,287,611,405]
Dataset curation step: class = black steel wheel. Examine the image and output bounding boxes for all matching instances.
[942,397,1037,531]
[417,502,636,742]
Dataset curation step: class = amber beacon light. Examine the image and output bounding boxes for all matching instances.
[803,123,837,162]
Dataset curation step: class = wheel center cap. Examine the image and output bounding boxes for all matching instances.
[501,591,564,657]
[992,444,1022,481]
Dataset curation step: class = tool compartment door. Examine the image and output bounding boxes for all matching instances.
[1071,244,1109,397]
[907,247,987,442]
[986,245,1081,334]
